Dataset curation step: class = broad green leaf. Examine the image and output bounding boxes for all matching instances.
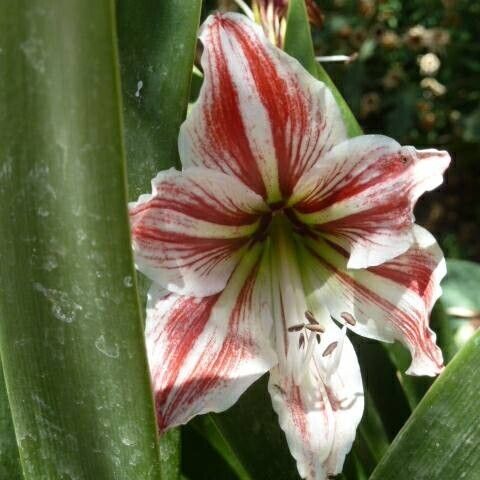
[116,2,202,476]
[442,259,480,314]
[351,338,410,442]
[0,1,161,478]
[191,416,252,480]
[0,360,22,479]
[183,423,242,480]
[438,259,480,357]
[117,0,202,199]
[284,0,362,137]
[370,330,480,480]
[208,376,300,479]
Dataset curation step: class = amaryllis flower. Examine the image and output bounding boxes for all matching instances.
[129,13,450,480]
[252,0,324,47]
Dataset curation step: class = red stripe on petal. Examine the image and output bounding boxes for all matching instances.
[318,200,412,238]
[296,148,407,214]
[368,251,437,310]
[305,240,444,373]
[130,168,266,296]
[147,257,276,431]
[153,295,219,430]
[141,183,261,227]
[186,21,267,197]
[224,17,329,197]
[292,136,450,269]
[182,14,346,201]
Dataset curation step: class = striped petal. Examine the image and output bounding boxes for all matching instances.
[146,245,277,432]
[267,223,364,479]
[130,167,267,296]
[291,135,451,268]
[179,13,346,203]
[269,324,364,480]
[300,225,445,376]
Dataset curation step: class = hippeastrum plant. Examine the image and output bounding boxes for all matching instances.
[129,13,450,480]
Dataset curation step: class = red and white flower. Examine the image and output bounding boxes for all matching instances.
[130,13,450,480]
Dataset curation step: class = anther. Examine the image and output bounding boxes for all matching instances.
[316,334,321,344]
[341,312,356,326]
[288,324,305,332]
[298,333,305,349]
[304,310,319,324]
[305,324,325,333]
[322,341,338,357]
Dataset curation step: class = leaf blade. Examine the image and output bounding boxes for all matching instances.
[370,330,480,480]
[116,2,202,476]
[0,1,161,478]
[117,0,202,198]
[0,360,22,480]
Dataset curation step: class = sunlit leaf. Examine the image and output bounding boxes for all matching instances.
[0,1,161,477]
[116,1,202,476]
[370,330,480,480]
[0,360,21,480]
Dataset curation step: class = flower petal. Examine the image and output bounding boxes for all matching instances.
[130,167,267,296]
[300,225,445,376]
[146,245,277,432]
[269,325,364,480]
[179,13,346,202]
[291,135,451,268]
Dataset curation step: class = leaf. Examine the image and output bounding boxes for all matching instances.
[0,1,161,478]
[284,0,362,137]
[442,259,480,314]
[436,259,480,360]
[208,376,300,479]
[0,360,22,480]
[183,422,242,480]
[369,330,480,480]
[116,2,202,476]
[191,416,252,480]
[116,0,202,199]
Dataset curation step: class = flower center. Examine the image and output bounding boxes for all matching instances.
[252,202,315,245]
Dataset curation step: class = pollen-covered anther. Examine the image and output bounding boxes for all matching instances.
[288,323,305,332]
[322,341,339,357]
[340,312,356,326]
[305,323,325,333]
[304,310,319,325]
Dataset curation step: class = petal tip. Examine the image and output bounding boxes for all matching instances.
[407,340,444,377]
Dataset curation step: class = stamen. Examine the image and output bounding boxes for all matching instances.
[298,328,317,383]
[316,334,321,344]
[288,323,305,332]
[305,324,325,333]
[341,312,356,326]
[322,341,338,357]
[298,333,305,350]
[304,310,319,324]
